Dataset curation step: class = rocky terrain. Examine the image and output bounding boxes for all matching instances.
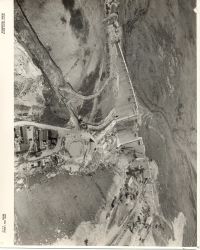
[14,0,196,247]
[119,0,196,246]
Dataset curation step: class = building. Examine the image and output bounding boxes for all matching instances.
[39,129,48,150]
[14,126,29,154]
[14,140,21,153]
[26,126,34,141]
[48,129,58,147]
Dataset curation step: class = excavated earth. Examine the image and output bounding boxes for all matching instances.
[14,0,196,246]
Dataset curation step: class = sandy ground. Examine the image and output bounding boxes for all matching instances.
[15,168,114,245]
[53,169,125,246]
[16,0,108,126]
[19,0,105,91]
[168,212,186,246]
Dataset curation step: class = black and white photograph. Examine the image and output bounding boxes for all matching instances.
[4,0,198,246]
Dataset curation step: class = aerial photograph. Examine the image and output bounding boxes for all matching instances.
[14,0,196,246]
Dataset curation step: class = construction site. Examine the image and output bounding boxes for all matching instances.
[13,0,190,246]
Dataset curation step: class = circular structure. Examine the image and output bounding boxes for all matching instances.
[68,141,84,158]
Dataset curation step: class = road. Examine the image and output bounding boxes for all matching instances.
[115,42,139,114]
[14,121,97,163]
[15,121,71,134]
[60,72,118,102]
[87,109,116,130]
